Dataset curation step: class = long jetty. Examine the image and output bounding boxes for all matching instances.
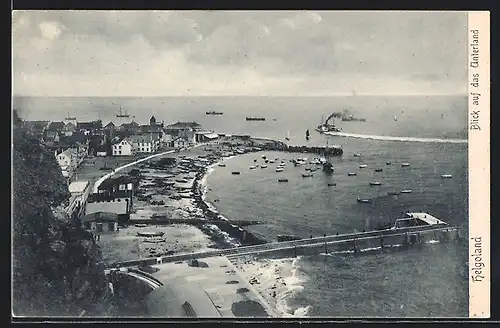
[106,224,459,269]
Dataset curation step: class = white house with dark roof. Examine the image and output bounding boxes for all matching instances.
[112,138,134,156]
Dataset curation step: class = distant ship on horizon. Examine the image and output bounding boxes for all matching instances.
[116,108,130,118]
[206,110,224,115]
[246,117,266,121]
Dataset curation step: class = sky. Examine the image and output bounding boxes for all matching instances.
[12,11,468,97]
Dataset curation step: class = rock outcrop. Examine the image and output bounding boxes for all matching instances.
[12,111,111,316]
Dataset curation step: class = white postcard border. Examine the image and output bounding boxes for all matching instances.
[468,11,490,319]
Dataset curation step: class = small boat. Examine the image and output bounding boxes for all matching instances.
[261,165,268,168]
[374,168,383,172]
[262,155,267,159]
[387,191,400,196]
[65,112,76,121]
[306,129,310,140]
[353,153,362,157]
[276,168,284,172]
[278,178,288,183]
[348,172,357,176]
[265,160,269,163]
[269,160,275,164]
[137,231,165,238]
[249,165,257,170]
[254,159,257,162]
[302,173,313,178]
[327,183,336,186]
[218,163,226,167]
[370,181,382,186]
[116,108,130,118]
[305,167,312,171]
[357,198,373,204]
[401,189,413,193]
[394,115,398,122]
[386,161,392,165]
[231,171,241,175]
[401,163,411,167]
[134,224,147,228]
[441,174,453,179]
[285,130,290,141]
[246,116,266,121]
[206,110,224,115]
[275,158,279,161]
[359,164,367,168]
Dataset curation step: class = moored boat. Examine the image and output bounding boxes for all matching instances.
[386,161,392,165]
[401,163,411,167]
[401,189,413,193]
[261,165,268,168]
[353,153,362,157]
[357,197,373,204]
[387,191,400,196]
[370,181,382,186]
[441,174,453,178]
[374,168,383,172]
[359,164,367,168]
[218,163,226,167]
[327,182,336,186]
[276,168,284,172]
[232,171,241,175]
[348,172,357,176]
[278,178,289,183]
[302,173,313,178]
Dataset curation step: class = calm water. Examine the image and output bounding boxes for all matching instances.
[14,95,469,317]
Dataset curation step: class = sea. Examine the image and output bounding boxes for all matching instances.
[14,95,469,317]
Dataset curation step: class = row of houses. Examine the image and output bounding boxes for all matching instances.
[23,115,220,159]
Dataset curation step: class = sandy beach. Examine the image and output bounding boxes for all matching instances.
[95,136,281,264]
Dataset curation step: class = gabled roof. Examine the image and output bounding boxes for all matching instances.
[166,121,202,129]
[129,134,156,143]
[104,121,116,128]
[121,121,140,128]
[48,121,65,131]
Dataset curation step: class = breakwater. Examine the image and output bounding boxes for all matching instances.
[131,217,262,227]
[251,138,343,156]
[106,225,459,269]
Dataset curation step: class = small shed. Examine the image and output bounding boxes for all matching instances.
[81,211,119,233]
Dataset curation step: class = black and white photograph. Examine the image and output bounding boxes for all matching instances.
[12,10,489,319]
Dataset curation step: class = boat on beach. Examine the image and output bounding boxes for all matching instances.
[261,165,268,168]
[276,168,284,172]
[218,163,226,167]
[302,173,313,178]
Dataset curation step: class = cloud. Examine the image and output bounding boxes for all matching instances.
[12,10,468,96]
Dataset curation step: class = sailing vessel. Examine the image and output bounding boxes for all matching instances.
[116,108,130,118]
[65,112,76,121]
[285,130,290,141]
[305,129,310,140]
[394,115,398,122]
[322,137,334,174]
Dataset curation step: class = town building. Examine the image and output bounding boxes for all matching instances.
[63,122,76,136]
[77,120,103,135]
[129,134,160,153]
[81,212,119,233]
[112,138,134,156]
[120,121,141,134]
[64,180,91,219]
[86,176,134,222]
[194,130,219,143]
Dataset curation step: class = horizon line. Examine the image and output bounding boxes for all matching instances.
[12,93,468,98]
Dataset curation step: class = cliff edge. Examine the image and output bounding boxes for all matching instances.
[12,111,111,316]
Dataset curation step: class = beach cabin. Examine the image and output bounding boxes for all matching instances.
[81,212,119,233]
[194,131,219,143]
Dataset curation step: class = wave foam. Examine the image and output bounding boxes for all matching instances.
[325,131,467,144]
[232,256,312,317]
